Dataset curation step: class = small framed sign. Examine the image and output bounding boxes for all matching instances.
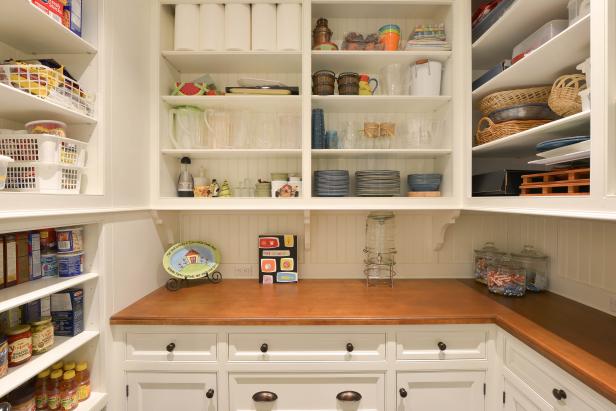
[258,235,298,284]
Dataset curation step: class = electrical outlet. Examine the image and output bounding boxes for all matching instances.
[233,264,254,278]
[609,296,616,314]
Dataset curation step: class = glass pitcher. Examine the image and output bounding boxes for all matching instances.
[168,106,205,149]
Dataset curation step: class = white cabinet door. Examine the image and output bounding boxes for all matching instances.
[127,372,217,411]
[504,369,554,411]
[396,371,485,411]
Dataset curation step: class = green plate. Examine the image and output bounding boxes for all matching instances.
[163,241,221,280]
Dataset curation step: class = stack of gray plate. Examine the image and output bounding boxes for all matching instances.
[355,170,400,197]
[314,170,350,197]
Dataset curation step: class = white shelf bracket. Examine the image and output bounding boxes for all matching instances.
[304,210,311,251]
[432,210,461,251]
[150,210,177,247]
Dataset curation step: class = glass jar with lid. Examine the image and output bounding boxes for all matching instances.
[364,211,396,265]
[488,255,526,297]
[512,245,549,292]
[473,242,505,284]
[31,316,54,355]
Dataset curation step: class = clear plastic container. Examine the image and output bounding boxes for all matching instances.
[488,256,526,297]
[512,245,549,292]
[568,0,590,25]
[512,20,568,61]
[473,242,505,284]
[25,120,67,137]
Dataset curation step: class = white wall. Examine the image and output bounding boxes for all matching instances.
[176,210,616,317]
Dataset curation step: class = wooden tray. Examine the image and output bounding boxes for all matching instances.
[407,191,441,197]
[519,168,590,196]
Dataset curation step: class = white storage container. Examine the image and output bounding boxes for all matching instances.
[0,134,87,167]
[568,0,590,25]
[409,60,442,96]
[4,163,83,194]
[512,20,568,61]
[0,154,13,190]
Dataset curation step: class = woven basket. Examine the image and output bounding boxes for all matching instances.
[479,86,552,116]
[548,74,586,117]
[475,117,552,145]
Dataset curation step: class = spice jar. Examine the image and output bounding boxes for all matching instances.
[488,256,526,297]
[47,369,63,410]
[512,245,549,292]
[7,324,32,367]
[0,334,8,377]
[75,362,91,402]
[8,382,36,411]
[473,242,505,284]
[35,369,51,410]
[313,17,333,48]
[31,317,54,355]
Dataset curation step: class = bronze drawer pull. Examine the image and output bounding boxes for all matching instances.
[252,391,278,402]
[399,388,408,398]
[552,388,567,401]
[437,341,447,351]
[166,343,176,352]
[260,343,269,353]
[206,389,214,399]
[346,342,354,352]
[336,391,362,401]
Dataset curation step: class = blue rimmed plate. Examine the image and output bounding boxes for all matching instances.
[536,136,590,153]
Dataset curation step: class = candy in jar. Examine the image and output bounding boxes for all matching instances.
[488,256,526,297]
[512,245,548,292]
[473,242,505,284]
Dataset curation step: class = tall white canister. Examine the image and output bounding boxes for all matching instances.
[225,3,251,51]
[199,4,225,51]
[409,59,442,96]
[174,4,200,51]
[251,3,277,51]
[276,4,301,51]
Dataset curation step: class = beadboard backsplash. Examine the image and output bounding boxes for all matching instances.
[178,211,616,316]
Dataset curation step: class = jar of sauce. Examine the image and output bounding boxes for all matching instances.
[75,362,90,402]
[31,317,54,355]
[35,369,50,410]
[47,370,63,411]
[51,361,64,372]
[0,334,8,377]
[7,325,32,367]
[8,382,36,411]
[63,361,75,372]
[60,370,77,410]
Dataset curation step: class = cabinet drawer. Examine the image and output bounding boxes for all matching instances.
[504,337,600,411]
[229,373,384,410]
[228,333,386,362]
[127,332,217,362]
[396,327,487,360]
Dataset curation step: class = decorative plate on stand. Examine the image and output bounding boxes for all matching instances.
[162,241,222,291]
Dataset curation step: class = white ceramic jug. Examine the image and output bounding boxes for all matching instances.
[169,106,205,149]
[409,60,442,96]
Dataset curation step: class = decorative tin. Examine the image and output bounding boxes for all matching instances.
[258,235,298,284]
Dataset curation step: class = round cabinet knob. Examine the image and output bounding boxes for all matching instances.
[252,391,278,402]
[260,343,269,353]
[437,341,447,351]
[166,343,176,352]
[346,342,354,352]
[399,388,408,398]
[336,391,362,402]
[206,389,214,399]
[552,388,567,401]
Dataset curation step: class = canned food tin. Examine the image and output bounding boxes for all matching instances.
[41,253,58,277]
[56,227,83,253]
[57,252,84,277]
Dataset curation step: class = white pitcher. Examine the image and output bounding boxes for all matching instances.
[409,60,442,96]
[169,106,205,149]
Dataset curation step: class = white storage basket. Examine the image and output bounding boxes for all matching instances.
[0,64,95,116]
[0,134,87,167]
[4,163,83,194]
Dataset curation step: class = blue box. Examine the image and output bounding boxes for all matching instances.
[51,288,84,336]
[64,0,82,37]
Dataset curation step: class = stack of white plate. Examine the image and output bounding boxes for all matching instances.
[314,170,350,197]
[355,170,400,197]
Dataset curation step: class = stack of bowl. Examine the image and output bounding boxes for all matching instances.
[407,174,442,197]
[378,24,401,50]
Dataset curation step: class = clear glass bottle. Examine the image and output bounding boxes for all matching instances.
[364,212,396,265]
[473,242,505,284]
[488,255,526,297]
[512,245,549,292]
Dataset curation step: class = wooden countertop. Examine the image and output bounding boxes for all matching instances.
[111,279,616,403]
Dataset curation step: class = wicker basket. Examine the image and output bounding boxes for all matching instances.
[479,86,552,116]
[548,74,586,117]
[475,117,552,145]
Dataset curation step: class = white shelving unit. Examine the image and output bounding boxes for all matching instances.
[154,0,463,209]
